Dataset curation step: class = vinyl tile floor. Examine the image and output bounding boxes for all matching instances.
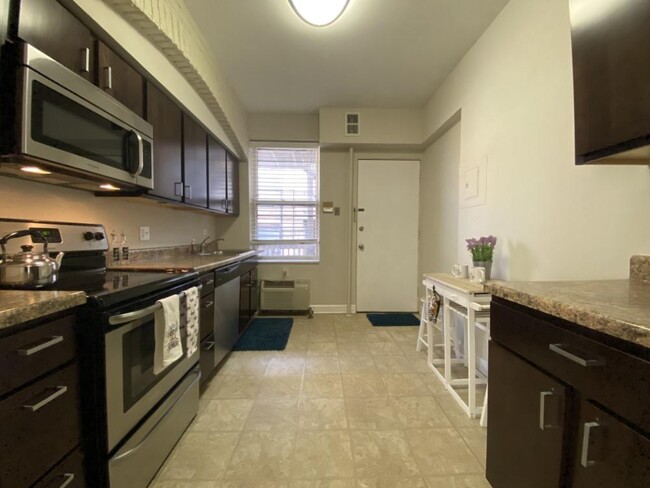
[150,314,492,488]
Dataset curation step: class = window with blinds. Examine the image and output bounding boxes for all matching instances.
[249,145,320,261]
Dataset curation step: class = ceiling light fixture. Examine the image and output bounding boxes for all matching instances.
[289,0,350,27]
[20,166,51,175]
[99,183,121,191]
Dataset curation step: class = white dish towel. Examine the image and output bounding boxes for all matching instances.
[184,286,200,358]
[153,294,183,375]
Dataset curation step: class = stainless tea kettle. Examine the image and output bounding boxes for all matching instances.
[0,229,65,288]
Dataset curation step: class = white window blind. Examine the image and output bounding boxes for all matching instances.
[250,145,320,261]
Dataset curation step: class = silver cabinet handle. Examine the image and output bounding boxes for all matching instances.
[17,335,63,356]
[174,182,184,197]
[201,300,214,308]
[104,66,113,89]
[184,185,192,200]
[204,279,214,286]
[580,421,599,468]
[549,344,604,367]
[132,131,144,176]
[203,341,215,351]
[58,473,75,488]
[23,386,68,411]
[80,47,90,73]
[109,303,160,325]
[539,391,553,430]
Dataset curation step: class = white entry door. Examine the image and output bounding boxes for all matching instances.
[356,160,420,312]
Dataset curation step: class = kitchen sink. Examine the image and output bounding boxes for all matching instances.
[198,249,252,257]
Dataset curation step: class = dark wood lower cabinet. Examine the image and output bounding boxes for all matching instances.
[33,448,86,488]
[486,342,568,488]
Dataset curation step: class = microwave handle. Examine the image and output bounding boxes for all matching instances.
[131,131,144,177]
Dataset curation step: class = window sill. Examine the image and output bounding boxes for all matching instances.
[257,260,320,265]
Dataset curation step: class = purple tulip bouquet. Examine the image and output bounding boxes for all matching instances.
[466,235,497,280]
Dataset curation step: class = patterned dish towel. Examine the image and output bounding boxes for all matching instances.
[184,286,200,358]
[153,294,182,375]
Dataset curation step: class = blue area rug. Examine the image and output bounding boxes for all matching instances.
[367,313,420,327]
[234,318,294,351]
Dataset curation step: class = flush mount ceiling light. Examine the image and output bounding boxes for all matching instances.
[289,0,350,27]
[20,165,51,175]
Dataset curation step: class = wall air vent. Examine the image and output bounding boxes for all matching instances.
[345,112,360,136]
[260,279,311,315]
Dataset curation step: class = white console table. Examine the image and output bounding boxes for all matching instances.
[421,273,491,421]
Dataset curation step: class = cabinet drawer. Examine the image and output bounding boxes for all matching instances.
[34,448,86,488]
[200,272,215,297]
[200,293,215,341]
[428,281,471,308]
[491,299,650,432]
[0,363,81,488]
[0,314,77,396]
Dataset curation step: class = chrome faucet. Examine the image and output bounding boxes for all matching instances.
[199,237,225,255]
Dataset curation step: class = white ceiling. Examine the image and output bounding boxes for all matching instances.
[185,0,509,113]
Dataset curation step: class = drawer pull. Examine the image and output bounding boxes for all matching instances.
[201,300,214,308]
[22,385,68,411]
[58,473,75,488]
[539,391,554,430]
[580,421,599,468]
[17,335,64,356]
[204,279,214,286]
[80,47,90,73]
[549,344,604,367]
[104,65,113,90]
[203,341,215,351]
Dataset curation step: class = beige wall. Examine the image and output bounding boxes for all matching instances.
[249,114,319,143]
[423,0,650,281]
[0,176,223,248]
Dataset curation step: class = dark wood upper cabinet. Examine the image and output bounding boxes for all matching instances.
[208,136,227,213]
[226,153,239,216]
[182,113,208,208]
[96,41,143,116]
[146,82,182,202]
[570,0,650,164]
[15,0,95,81]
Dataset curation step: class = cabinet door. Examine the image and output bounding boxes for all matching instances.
[572,400,650,488]
[208,136,227,213]
[96,41,143,116]
[146,83,182,201]
[486,341,568,488]
[239,270,251,334]
[17,0,94,81]
[182,114,208,208]
[226,153,239,215]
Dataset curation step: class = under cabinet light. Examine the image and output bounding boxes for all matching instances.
[99,183,121,191]
[20,166,51,175]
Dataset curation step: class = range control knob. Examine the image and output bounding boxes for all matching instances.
[94,232,105,241]
[83,231,95,241]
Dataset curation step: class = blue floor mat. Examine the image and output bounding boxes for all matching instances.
[234,317,294,351]
[366,313,420,326]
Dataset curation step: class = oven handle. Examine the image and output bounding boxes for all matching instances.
[108,284,202,325]
[111,367,201,463]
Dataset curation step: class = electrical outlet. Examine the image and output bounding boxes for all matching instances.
[139,226,150,241]
[282,267,289,279]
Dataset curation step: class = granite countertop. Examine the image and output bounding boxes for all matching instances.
[0,290,86,332]
[109,250,257,274]
[488,279,650,349]
[424,272,489,294]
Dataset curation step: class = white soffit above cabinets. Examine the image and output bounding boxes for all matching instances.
[184,0,509,113]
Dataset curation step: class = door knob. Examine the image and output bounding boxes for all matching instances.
[359,226,364,231]
[358,244,365,250]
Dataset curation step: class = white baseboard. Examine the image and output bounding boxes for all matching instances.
[311,304,357,314]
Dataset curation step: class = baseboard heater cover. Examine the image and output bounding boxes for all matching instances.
[260,279,311,315]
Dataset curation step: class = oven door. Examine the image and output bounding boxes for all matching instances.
[15,44,154,189]
[105,293,198,451]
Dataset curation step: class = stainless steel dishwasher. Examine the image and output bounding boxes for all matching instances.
[213,262,242,366]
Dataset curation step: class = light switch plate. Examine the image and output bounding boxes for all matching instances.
[139,226,150,241]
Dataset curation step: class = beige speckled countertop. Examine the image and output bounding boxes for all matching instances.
[0,290,86,332]
[424,272,488,294]
[108,250,257,274]
[488,280,650,349]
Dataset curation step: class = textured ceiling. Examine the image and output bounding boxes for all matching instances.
[185,0,509,113]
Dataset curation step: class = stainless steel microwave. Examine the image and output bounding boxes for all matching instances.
[0,43,153,191]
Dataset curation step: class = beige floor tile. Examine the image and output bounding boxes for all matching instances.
[389,397,451,428]
[435,396,481,428]
[191,399,254,432]
[153,482,291,488]
[351,430,421,478]
[406,356,432,373]
[368,342,403,357]
[375,356,416,374]
[457,427,487,468]
[225,431,295,480]
[298,398,348,430]
[389,328,420,343]
[364,330,395,343]
[200,375,225,397]
[283,341,309,353]
[345,397,400,430]
[309,330,337,342]
[381,374,430,397]
[307,342,339,356]
[419,373,448,396]
[397,342,422,357]
[266,357,306,376]
[357,478,428,488]
[157,432,239,480]
[150,481,221,488]
[291,430,354,479]
[292,480,356,488]
[212,376,262,399]
[406,428,483,476]
[305,357,341,375]
[244,398,299,431]
[336,331,368,344]
[340,355,377,374]
[337,342,372,357]
[221,355,272,376]
[425,475,490,488]
[342,374,388,398]
[258,375,303,399]
[302,374,344,398]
